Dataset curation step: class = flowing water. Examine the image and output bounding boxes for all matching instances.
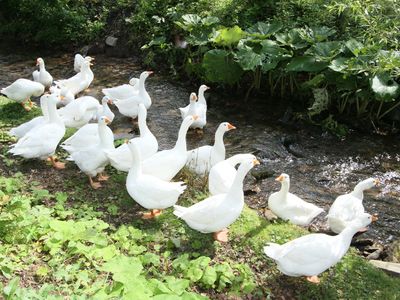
[1,53,399,249]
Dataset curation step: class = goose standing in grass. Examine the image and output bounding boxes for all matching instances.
[106,103,157,171]
[58,95,101,128]
[208,153,256,195]
[264,213,377,284]
[327,178,379,233]
[55,60,94,96]
[186,122,236,175]
[141,115,196,181]
[174,157,259,242]
[32,58,53,88]
[112,71,152,118]
[8,93,65,169]
[74,54,94,73]
[67,116,114,189]
[1,79,44,111]
[102,77,139,100]
[126,140,186,219]
[268,174,324,226]
[9,93,51,139]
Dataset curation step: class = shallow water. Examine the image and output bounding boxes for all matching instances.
[1,53,399,247]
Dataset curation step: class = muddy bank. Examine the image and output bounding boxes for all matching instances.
[1,53,399,254]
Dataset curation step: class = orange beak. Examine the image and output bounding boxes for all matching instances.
[275,175,284,182]
[227,123,236,130]
[107,99,113,105]
[373,179,380,186]
[124,139,129,144]
[192,115,199,120]
[60,96,65,101]
[371,214,378,222]
[253,159,260,166]
[104,117,111,125]
[148,71,154,75]
[205,86,210,90]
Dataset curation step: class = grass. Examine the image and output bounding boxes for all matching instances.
[0,95,399,299]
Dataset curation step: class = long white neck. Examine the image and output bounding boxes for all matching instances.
[198,89,206,105]
[40,97,49,119]
[174,120,191,151]
[278,181,290,199]
[226,164,251,198]
[98,123,113,149]
[334,224,361,258]
[138,110,150,136]
[138,76,146,95]
[39,61,45,72]
[213,128,226,158]
[47,98,63,124]
[127,144,141,180]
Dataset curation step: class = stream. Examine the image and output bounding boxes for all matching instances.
[1,53,399,253]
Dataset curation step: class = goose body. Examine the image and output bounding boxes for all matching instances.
[106,104,158,171]
[96,96,115,122]
[264,213,376,280]
[58,96,101,128]
[174,157,259,233]
[179,85,209,129]
[55,60,93,95]
[268,174,324,226]
[327,178,379,233]
[186,122,236,175]
[8,94,65,159]
[102,77,139,100]
[113,71,152,118]
[209,153,256,195]
[32,58,53,88]
[1,79,44,102]
[49,86,75,106]
[126,141,186,210]
[74,54,93,73]
[141,115,195,181]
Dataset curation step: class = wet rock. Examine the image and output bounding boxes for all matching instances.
[244,185,261,196]
[369,260,400,277]
[386,240,400,263]
[287,144,305,158]
[106,36,118,47]
[251,166,274,181]
[366,249,383,260]
[263,208,278,221]
[352,238,374,247]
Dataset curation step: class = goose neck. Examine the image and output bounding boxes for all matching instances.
[278,181,290,197]
[47,99,62,124]
[98,124,113,149]
[175,121,190,151]
[226,164,249,198]
[127,145,141,180]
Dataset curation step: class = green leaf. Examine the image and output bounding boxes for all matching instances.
[3,277,20,297]
[306,41,343,61]
[371,73,400,102]
[286,56,328,72]
[275,29,308,49]
[100,256,143,284]
[329,57,350,72]
[235,45,264,71]
[201,266,217,286]
[309,88,329,116]
[345,39,364,57]
[212,26,245,47]
[247,22,282,37]
[165,276,190,295]
[202,49,243,84]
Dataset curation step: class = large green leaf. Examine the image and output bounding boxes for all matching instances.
[100,256,143,284]
[345,39,364,57]
[175,14,202,31]
[371,73,400,102]
[212,26,245,47]
[202,49,243,84]
[286,56,328,72]
[275,29,308,49]
[306,41,343,61]
[329,57,350,73]
[302,26,336,43]
[247,22,282,37]
[235,45,264,71]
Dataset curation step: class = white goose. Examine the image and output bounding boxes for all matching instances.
[179,85,209,130]
[208,153,256,195]
[67,116,114,189]
[327,178,379,233]
[113,71,152,118]
[49,85,75,106]
[96,96,115,122]
[58,96,101,128]
[102,77,139,100]
[9,93,51,139]
[186,122,236,175]
[55,60,94,96]
[1,79,44,110]
[32,58,53,88]
[179,92,197,119]
[264,213,377,284]
[174,157,259,242]
[268,174,324,226]
[106,103,158,171]
[8,94,65,169]
[126,140,186,219]
[141,115,196,181]
[74,54,94,73]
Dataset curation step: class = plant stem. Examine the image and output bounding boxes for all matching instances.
[377,100,400,120]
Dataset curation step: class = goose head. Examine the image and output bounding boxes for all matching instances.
[354,178,380,191]
[189,92,197,103]
[237,156,260,175]
[350,212,378,230]
[36,57,44,67]
[199,84,210,93]
[218,122,236,133]
[275,173,290,184]
[101,96,112,105]
[98,116,111,126]
[139,71,153,81]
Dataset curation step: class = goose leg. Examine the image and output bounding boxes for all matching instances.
[142,209,162,219]
[89,176,102,189]
[213,228,229,242]
[21,99,31,111]
[49,156,65,169]
[306,276,320,284]
[97,172,109,181]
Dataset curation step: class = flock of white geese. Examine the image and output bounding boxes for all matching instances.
[1,54,380,284]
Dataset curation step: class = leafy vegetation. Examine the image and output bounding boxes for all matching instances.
[0,97,399,298]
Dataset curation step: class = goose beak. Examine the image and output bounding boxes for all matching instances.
[373,179,380,186]
[253,159,260,166]
[275,175,284,182]
[124,139,129,144]
[60,96,65,101]
[107,99,113,105]
[227,123,236,130]
[148,71,154,75]
[205,86,210,90]
[371,214,378,222]
[192,115,199,120]
[36,59,39,66]
[104,117,111,125]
